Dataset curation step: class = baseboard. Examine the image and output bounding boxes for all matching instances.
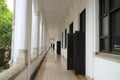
[78,75,93,80]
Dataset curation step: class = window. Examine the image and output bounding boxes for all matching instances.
[99,0,120,54]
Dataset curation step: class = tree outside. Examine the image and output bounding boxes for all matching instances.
[0,0,13,72]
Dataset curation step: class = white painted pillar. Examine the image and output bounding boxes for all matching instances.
[10,26,15,64]
[42,25,44,47]
[41,23,44,52]
[44,27,46,48]
[42,23,46,51]
[39,21,43,53]
[10,0,16,64]
[31,11,40,59]
[44,26,47,48]
[14,0,32,66]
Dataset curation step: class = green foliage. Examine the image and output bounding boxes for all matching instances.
[0,48,10,68]
[0,0,12,70]
[0,0,13,48]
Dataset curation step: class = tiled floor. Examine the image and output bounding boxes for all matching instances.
[34,49,83,80]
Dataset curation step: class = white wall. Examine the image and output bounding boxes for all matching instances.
[61,0,120,80]
[61,49,67,59]
[94,57,120,80]
[61,0,95,78]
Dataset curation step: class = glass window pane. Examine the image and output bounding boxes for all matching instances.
[110,0,120,9]
[111,9,120,51]
[102,16,109,36]
[100,39,109,51]
[101,0,108,15]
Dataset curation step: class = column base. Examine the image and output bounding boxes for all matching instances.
[39,47,43,55]
[31,48,38,61]
[16,49,28,65]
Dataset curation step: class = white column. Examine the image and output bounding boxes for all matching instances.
[42,25,44,48]
[39,21,43,54]
[44,26,47,49]
[42,24,45,51]
[14,0,32,65]
[31,11,39,59]
[43,25,47,49]
[10,26,15,64]
[10,0,16,64]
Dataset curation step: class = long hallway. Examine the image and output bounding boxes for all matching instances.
[35,49,82,80]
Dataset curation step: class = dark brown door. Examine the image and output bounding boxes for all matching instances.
[79,9,86,75]
[73,9,86,74]
[53,44,55,50]
[67,22,74,70]
[67,33,74,70]
[70,22,73,34]
[57,41,61,55]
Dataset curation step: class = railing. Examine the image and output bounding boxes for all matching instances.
[0,46,50,80]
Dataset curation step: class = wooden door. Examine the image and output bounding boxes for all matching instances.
[67,33,74,70]
[57,41,61,55]
[73,9,86,74]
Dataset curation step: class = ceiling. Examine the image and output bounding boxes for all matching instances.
[43,0,72,40]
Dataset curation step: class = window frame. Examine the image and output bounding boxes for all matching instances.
[99,0,120,54]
